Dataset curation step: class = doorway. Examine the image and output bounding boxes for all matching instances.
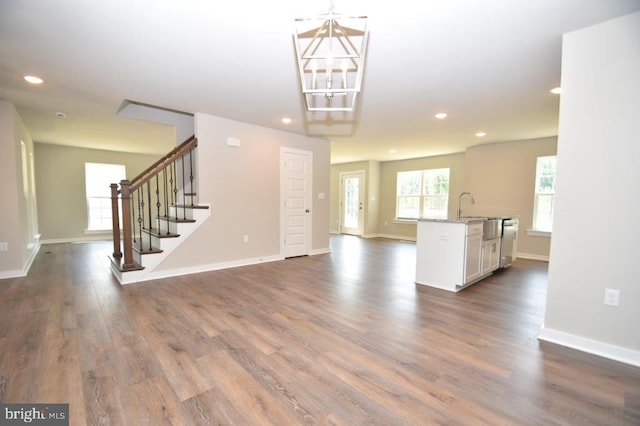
[280,147,313,258]
[339,171,365,236]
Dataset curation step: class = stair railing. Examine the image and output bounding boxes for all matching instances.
[110,135,198,270]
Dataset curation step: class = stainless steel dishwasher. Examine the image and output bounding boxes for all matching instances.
[500,218,518,268]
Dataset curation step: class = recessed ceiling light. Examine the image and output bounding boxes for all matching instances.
[389,149,397,154]
[434,112,448,120]
[550,87,562,94]
[24,75,44,85]
[281,117,292,124]
[475,132,487,137]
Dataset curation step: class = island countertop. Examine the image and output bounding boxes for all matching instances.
[417,215,516,224]
[416,217,487,224]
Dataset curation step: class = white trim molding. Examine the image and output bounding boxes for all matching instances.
[121,254,285,284]
[526,229,551,238]
[517,252,550,262]
[0,241,41,279]
[134,248,331,284]
[538,326,640,368]
[41,236,112,244]
[375,233,416,242]
[0,269,25,279]
[310,247,330,256]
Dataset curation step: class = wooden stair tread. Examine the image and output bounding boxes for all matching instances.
[141,228,180,238]
[172,204,209,209]
[164,216,196,223]
[109,255,144,272]
[133,243,163,255]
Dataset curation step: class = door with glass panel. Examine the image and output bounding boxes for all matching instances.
[340,171,365,235]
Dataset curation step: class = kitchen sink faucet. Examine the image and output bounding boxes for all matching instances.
[456,192,475,219]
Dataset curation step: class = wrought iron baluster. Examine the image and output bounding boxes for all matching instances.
[181,155,187,219]
[146,181,152,250]
[155,174,161,228]
[171,161,177,210]
[163,167,170,235]
[138,186,144,249]
[189,147,195,206]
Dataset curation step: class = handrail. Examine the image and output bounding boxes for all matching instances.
[110,134,198,271]
[130,135,198,191]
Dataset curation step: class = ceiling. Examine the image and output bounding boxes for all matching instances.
[2,0,639,164]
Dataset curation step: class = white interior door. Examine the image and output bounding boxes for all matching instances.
[340,171,365,236]
[281,148,312,258]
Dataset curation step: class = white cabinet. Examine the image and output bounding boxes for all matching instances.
[482,238,501,276]
[464,224,483,284]
[416,219,502,292]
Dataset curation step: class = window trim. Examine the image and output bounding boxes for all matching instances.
[395,168,450,220]
[531,155,557,233]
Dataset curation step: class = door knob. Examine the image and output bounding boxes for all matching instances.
[305,209,310,213]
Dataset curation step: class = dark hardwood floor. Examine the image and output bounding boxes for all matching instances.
[1,235,639,425]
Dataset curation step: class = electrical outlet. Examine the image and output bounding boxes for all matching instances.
[604,289,620,306]
[0,242,8,252]
[243,235,249,243]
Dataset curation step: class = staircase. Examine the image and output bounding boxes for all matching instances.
[109,135,211,284]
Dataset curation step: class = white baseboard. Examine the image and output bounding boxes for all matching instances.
[376,233,416,242]
[120,247,331,285]
[0,242,41,279]
[41,236,112,244]
[0,269,25,279]
[517,252,549,262]
[310,247,330,255]
[23,241,41,276]
[538,326,640,367]
[124,254,285,284]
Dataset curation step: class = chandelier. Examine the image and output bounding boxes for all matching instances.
[293,3,369,112]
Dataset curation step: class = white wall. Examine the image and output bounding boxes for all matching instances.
[153,113,330,273]
[539,12,640,366]
[0,100,39,278]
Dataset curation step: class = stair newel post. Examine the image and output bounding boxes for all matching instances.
[120,179,135,269]
[110,183,122,258]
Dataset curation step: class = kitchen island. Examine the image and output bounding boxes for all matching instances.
[415,218,503,292]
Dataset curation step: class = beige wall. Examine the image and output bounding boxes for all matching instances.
[465,137,557,259]
[155,113,330,271]
[35,143,160,242]
[330,160,380,236]
[0,100,39,277]
[377,153,466,240]
[330,137,557,257]
[541,12,640,363]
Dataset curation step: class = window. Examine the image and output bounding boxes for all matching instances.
[532,156,557,232]
[396,168,450,220]
[85,163,126,231]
